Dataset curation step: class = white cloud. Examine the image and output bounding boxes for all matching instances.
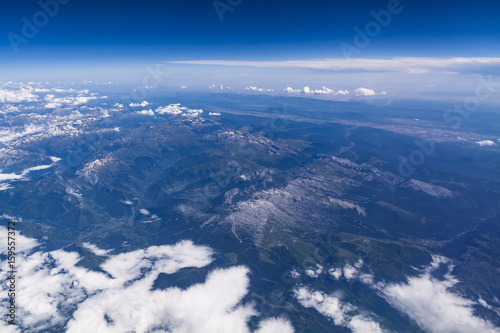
[155,103,203,117]
[255,318,294,333]
[285,86,301,93]
[329,267,343,280]
[156,104,184,115]
[376,256,500,333]
[479,298,493,310]
[295,287,383,333]
[129,101,150,107]
[0,104,20,114]
[0,229,293,332]
[354,87,376,96]
[209,112,222,116]
[0,226,39,253]
[43,94,98,109]
[305,86,333,94]
[476,140,496,146]
[170,57,500,74]
[354,87,386,96]
[180,85,188,89]
[0,163,53,190]
[136,109,155,116]
[325,255,500,332]
[81,243,111,256]
[139,208,151,215]
[113,103,124,108]
[305,264,323,278]
[246,86,274,92]
[285,86,352,96]
[183,108,203,117]
[0,86,39,103]
[65,187,83,200]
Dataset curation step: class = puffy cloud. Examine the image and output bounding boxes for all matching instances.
[0,86,39,103]
[354,87,386,96]
[285,86,301,93]
[329,267,343,280]
[328,198,366,216]
[285,86,352,95]
[0,226,39,253]
[476,140,496,146]
[129,101,150,107]
[0,124,47,145]
[209,112,222,116]
[376,256,500,333]
[208,84,225,90]
[65,187,83,200]
[246,86,273,92]
[324,255,500,332]
[43,94,98,109]
[295,287,384,333]
[170,57,500,74]
[0,230,293,332]
[136,109,155,116]
[255,318,294,333]
[0,104,20,114]
[0,163,53,190]
[81,243,111,256]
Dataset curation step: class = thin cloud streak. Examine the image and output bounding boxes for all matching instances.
[169,57,500,74]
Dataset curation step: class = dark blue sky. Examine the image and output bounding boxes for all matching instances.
[2,0,500,59]
[0,0,499,102]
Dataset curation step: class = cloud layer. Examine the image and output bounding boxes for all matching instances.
[0,228,293,332]
[377,256,500,333]
[295,287,383,333]
[170,57,500,74]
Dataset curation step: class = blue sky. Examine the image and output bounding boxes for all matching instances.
[1,0,499,100]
